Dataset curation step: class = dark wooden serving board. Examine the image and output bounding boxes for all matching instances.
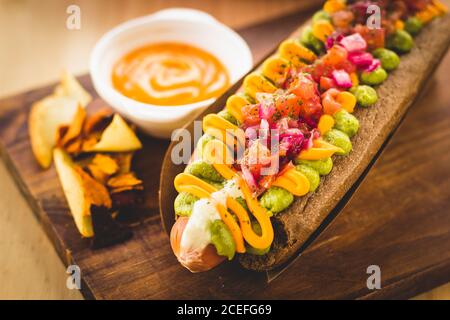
[1,9,450,300]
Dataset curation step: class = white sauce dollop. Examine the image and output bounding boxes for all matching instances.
[180,198,220,252]
[180,178,244,251]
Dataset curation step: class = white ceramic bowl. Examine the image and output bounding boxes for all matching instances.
[90,8,253,139]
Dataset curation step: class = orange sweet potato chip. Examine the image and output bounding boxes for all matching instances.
[53,107,141,156]
[65,138,83,154]
[75,166,112,209]
[83,108,113,135]
[85,114,142,152]
[87,164,110,185]
[86,154,120,185]
[92,154,119,175]
[107,172,143,189]
[58,105,86,148]
[110,184,144,194]
[81,134,99,152]
[112,152,134,174]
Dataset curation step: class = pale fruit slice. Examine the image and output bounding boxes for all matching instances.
[53,148,93,237]
[54,71,92,107]
[87,114,142,152]
[29,96,80,168]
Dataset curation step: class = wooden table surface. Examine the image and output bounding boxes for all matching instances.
[0,0,449,299]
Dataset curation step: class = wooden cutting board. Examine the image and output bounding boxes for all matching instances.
[1,9,450,300]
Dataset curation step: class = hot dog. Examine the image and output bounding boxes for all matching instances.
[169,0,450,272]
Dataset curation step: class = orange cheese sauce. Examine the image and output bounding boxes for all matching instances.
[112,43,230,106]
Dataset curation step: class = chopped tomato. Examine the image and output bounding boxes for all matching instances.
[353,24,385,50]
[322,45,348,67]
[301,99,322,120]
[274,94,302,118]
[309,61,334,82]
[288,74,322,121]
[338,59,357,74]
[242,104,261,126]
[322,88,342,115]
[289,73,319,100]
[320,76,336,91]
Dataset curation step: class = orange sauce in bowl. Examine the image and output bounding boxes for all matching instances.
[112,43,230,106]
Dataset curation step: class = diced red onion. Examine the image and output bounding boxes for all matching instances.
[326,37,335,51]
[241,166,257,191]
[313,129,320,139]
[288,118,300,128]
[326,33,344,50]
[245,127,258,141]
[332,69,353,89]
[283,135,305,159]
[348,51,373,68]
[339,33,367,53]
[299,115,318,129]
[302,129,319,150]
[275,118,290,131]
[279,128,303,139]
[258,103,275,121]
[258,119,270,144]
[260,119,269,131]
[279,138,289,156]
[363,58,381,72]
[302,134,314,150]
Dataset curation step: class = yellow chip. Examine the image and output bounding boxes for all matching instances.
[29,95,80,168]
[87,114,142,152]
[53,148,94,237]
[54,71,92,107]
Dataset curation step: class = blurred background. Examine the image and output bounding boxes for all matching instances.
[0,0,448,299]
[0,0,319,97]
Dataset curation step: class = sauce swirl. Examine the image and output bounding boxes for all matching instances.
[112,43,230,106]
